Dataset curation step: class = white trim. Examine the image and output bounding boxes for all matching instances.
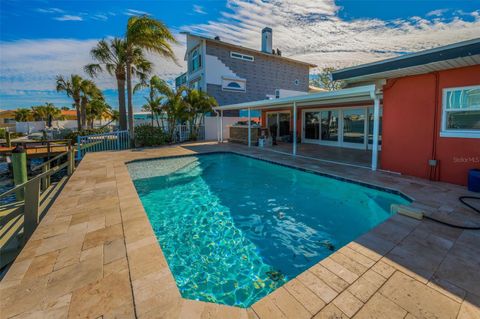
[214,85,376,111]
[230,51,254,62]
[440,85,480,139]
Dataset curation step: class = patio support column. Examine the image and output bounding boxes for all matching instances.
[220,110,224,143]
[248,108,251,147]
[293,102,297,156]
[372,96,380,170]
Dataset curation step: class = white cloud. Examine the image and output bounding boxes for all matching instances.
[193,5,207,15]
[36,8,64,14]
[427,9,449,17]
[54,15,83,21]
[0,37,186,108]
[124,9,150,16]
[92,14,109,21]
[181,0,480,70]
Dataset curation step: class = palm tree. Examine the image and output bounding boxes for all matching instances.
[183,89,218,139]
[134,75,163,128]
[79,80,103,130]
[31,103,63,123]
[154,80,188,142]
[56,74,83,130]
[14,108,33,122]
[87,98,110,129]
[85,38,128,130]
[125,15,177,143]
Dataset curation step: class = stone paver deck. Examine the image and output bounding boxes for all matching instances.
[1,142,479,318]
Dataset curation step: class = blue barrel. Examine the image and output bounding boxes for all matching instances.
[468,169,480,192]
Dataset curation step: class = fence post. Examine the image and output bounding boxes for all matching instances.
[24,177,40,242]
[67,147,75,176]
[12,145,27,201]
[76,135,81,161]
[41,162,50,190]
[6,131,11,148]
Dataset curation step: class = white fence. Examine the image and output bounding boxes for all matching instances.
[15,120,109,134]
[204,116,243,141]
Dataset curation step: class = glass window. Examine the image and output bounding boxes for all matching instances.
[278,113,290,137]
[320,110,338,142]
[230,51,254,62]
[190,49,201,73]
[442,86,480,137]
[368,108,382,146]
[304,112,319,140]
[343,109,365,144]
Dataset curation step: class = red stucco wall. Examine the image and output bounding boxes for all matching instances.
[381,65,480,185]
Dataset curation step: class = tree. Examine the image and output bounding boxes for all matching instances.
[87,98,110,128]
[31,103,63,124]
[134,75,163,128]
[79,80,103,130]
[125,15,177,144]
[85,38,128,130]
[14,108,33,122]
[56,74,83,130]
[154,79,188,141]
[183,89,218,140]
[310,67,345,91]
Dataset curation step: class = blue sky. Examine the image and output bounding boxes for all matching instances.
[1,0,479,110]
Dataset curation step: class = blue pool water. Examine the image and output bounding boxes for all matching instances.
[128,153,409,307]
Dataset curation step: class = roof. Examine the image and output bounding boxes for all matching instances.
[61,110,77,116]
[332,38,480,83]
[214,85,377,111]
[181,32,317,68]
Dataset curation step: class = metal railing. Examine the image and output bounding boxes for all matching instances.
[0,147,75,268]
[173,125,205,143]
[77,130,130,160]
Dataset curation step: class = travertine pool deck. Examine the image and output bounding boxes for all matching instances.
[1,142,479,318]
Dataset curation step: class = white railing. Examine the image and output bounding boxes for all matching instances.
[172,125,205,143]
[77,130,130,160]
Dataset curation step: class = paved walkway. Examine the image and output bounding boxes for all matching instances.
[1,142,479,318]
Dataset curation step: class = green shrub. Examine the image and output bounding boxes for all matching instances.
[0,128,5,139]
[135,124,168,147]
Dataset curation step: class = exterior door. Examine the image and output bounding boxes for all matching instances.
[267,112,290,140]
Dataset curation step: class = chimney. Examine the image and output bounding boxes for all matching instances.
[261,27,272,54]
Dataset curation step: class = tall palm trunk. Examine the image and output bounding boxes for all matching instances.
[81,100,87,130]
[116,76,127,130]
[74,99,81,131]
[126,61,135,146]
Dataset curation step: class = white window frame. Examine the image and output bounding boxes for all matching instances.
[230,51,254,62]
[221,77,246,93]
[440,85,480,139]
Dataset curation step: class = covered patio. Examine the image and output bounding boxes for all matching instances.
[214,84,383,170]
[270,142,377,168]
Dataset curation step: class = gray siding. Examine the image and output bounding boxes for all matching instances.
[206,42,309,107]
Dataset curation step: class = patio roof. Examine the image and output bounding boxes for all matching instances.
[213,85,378,111]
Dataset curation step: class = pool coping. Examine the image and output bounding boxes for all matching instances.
[1,142,478,318]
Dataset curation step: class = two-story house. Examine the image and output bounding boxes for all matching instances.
[175,28,316,116]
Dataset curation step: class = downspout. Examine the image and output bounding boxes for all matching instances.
[429,72,440,181]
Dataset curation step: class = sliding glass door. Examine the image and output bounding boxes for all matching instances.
[267,112,291,141]
[302,107,381,149]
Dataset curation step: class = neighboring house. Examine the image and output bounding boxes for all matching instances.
[0,110,16,131]
[215,38,480,186]
[175,28,316,116]
[61,110,77,120]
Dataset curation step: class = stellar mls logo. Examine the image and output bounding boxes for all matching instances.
[453,157,480,163]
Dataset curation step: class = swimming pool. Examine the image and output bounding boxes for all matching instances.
[128,153,409,307]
